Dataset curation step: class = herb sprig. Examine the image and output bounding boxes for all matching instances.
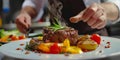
[48,17,65,31]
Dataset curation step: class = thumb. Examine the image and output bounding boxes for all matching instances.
[70,10,84,23]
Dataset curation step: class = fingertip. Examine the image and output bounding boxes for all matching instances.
[70,15,83,23]
[69,17,79,23]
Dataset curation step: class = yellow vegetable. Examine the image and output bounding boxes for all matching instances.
[61,46,67,52]
[62,38,83,54]
[66,46,83,54]
[61,38,70,53]
[63,38,70,48]
[61,46,83,54]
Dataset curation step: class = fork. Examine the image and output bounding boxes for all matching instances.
[25,28,31,38]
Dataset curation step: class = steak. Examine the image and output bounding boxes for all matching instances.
[43,27,79,45]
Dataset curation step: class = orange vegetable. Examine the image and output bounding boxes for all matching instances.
[38,43,50,53]
[11,35,19,41]
[0,36,9,42]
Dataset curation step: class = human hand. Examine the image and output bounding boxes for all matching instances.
[15,12,31,33]
[70,3,107,29]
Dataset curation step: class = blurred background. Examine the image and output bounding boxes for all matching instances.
[0,0,120,36]
[0,0,50,33]
[0,0,24,29]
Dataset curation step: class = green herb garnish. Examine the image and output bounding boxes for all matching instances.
[48,17,66,31]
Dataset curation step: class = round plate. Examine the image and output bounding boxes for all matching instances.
[0,36,120,60]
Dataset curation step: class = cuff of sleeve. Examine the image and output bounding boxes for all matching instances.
[33,9,44,22]
[22,0,36,8]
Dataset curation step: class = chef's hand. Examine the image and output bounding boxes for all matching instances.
[70,3,107,29]
[15,12,31,33]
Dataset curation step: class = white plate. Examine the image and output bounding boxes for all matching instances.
[0,36,120,60]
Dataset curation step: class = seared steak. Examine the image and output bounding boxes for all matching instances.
[43,27,79,45]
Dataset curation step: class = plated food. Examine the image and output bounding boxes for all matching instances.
[0,36,118,60]
[26,34,101,54]
[26,38,82,54]
[0,29,26,46]
[25,19,102,54]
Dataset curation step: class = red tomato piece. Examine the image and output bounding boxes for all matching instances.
[50,43,61,54]
[90,34,101,44]
[11,35,19,41]
[19,35,26,40]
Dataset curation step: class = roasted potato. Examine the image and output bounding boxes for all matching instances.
[77,39,98,51]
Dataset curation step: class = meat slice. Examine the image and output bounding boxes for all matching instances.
[43,27,79,45]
